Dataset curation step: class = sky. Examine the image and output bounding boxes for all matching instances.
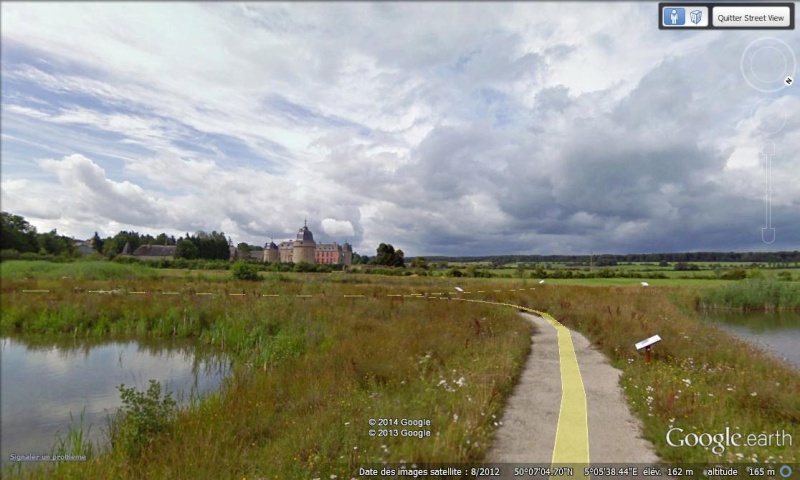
[2,2,798,256]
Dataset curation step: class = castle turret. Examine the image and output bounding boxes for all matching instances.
[292,220,316,264]
[342,241,353,266]
[263,240,279,263]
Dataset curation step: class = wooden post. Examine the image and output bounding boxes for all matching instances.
[645,345,651,364]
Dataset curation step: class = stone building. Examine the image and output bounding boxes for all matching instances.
[263,221,352,266]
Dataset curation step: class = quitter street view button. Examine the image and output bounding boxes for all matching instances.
[713,6,791,28]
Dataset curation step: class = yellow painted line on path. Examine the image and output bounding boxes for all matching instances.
[262,294,280,297]
[343,294,365,298]
[22,289,50,293]
[229,293,246,296]
[130,291,147,294]
[528,308,590,470]
[453,298,590,470]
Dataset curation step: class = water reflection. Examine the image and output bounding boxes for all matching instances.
[1,337,229,467]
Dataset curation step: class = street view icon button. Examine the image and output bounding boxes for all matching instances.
[664,7,686,25]
[662,6,709,27]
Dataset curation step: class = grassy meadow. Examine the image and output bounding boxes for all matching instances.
[2,262,533,479]
[1,260,799,478]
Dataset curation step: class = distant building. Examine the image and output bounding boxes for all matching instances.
[132,244,176,261]
[73,239,95,256]
[263,221,352,266]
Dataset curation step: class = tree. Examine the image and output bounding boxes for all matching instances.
[393,249,405,267]
[103,238,120,258]
[1,212,38,253]
[155,233,175,245]
[91,232,104,253]
[175,239,199,259]
[38,229,74,256]
[237,242,252,258]
[410,257,428,269]
[373,243,405,267]
[352,253,370,265]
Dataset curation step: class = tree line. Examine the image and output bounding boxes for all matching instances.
[422,251,800,266]
[1,212,77,257]
[1,211,385,264]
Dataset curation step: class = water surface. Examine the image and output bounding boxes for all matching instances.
[699,310,800,370]
[1,337,229,466]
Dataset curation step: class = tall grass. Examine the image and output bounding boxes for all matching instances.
[3,277,532,479]
[0,260,158,281]
[52,408,96,461]
[4,274,798,476]
[700,279,800,311]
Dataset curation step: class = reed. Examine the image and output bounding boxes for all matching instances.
[699,279,800,311]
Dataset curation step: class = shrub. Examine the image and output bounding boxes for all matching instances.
[720,269,747,280]
[294,261,316,273]
[113,380,176,458]
[231,261,261,281]
[1,249,21,261]
[445,268,463,277]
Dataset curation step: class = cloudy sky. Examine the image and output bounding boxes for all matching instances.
[2,2,798,256]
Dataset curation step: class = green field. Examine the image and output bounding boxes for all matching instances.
[1,260,798,477]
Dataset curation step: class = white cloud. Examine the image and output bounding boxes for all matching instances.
[2,3,798,254]
[320,218,355,238]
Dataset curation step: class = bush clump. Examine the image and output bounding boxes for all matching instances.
[231,261,261,281]
[113,380,176,458]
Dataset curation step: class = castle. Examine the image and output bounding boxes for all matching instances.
[263,221,352,266]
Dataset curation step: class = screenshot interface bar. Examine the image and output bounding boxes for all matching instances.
[659,2,795,29]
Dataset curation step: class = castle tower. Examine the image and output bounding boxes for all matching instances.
[342,241,353,266]
[263,239,279,263]
[292,220,316,264]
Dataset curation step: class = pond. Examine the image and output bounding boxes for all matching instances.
[699,310,800,370]
[1,337,230,467]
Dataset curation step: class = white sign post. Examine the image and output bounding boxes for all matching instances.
[635,334,662,364]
